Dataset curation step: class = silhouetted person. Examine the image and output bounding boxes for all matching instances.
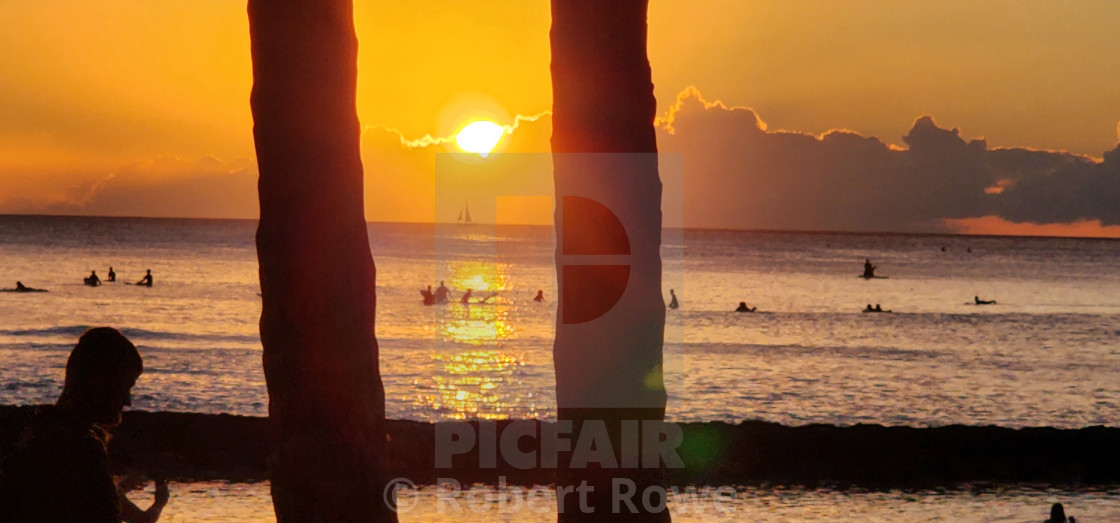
[975,296,997,305]
[668,289,679,309]
[420,285,435,306]
[84,270,101,287]
[533,290,545,302]
[874,304,883,312]
[460,289,473,305]
[1047,502,1068,522]
[107,267,116,282]
[735,302,756,313]
[136,269,153,287]
[864,304,874,312]
[16,281,27,291]
[434,281,451,303]
[862,258,877,279]
[0,328,169,522]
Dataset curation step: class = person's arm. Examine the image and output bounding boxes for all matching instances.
[118,477,169,523]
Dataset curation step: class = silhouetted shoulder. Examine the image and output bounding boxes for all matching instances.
[0,406,120,522]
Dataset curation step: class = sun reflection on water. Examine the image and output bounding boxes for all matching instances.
[439,260,517,345]
[416,350,529,420]
[441,305,514,345]
[415,259,543,419]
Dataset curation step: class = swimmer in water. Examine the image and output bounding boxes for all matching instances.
[434,281,451,304]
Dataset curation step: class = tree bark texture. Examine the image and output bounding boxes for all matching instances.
[551,0,669,520]
[249,0,394,520]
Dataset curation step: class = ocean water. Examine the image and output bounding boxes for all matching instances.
[2,215,1120,429]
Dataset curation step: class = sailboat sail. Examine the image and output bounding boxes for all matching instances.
[457,199,473,224]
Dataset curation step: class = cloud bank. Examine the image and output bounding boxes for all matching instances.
[18,156,259,219]
[657,88,1120,234]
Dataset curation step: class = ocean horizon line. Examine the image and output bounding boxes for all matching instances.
[3,212,1118,242]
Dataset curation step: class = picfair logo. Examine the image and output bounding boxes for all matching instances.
[560,195,631,324]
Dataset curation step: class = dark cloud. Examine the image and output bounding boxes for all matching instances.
[992,146,1120,226]
[658,88,1120,232]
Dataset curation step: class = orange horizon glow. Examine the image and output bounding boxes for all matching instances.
[945,216,1120,239]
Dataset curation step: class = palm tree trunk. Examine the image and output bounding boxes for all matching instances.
[248,1,394,520]
[551,0,669,520]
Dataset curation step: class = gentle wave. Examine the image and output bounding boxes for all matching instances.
[668,341,945,361]
[1,325,91,338]
[0,325,260,346]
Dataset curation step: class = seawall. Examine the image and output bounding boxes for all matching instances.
[2,406,1116,488]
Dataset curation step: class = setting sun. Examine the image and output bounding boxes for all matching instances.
[455,120,505,158]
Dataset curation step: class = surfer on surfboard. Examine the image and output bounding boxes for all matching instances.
[84,270,101,287]
[5,281,46,293]
[135,269,153,287]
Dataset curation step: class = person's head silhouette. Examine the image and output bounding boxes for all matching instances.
[56,328,142,427]
[1049,503,1066,522]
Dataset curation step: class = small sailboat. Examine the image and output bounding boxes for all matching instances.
[457,200,473,224]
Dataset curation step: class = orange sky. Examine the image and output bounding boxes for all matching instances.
[2,1,1120,237]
